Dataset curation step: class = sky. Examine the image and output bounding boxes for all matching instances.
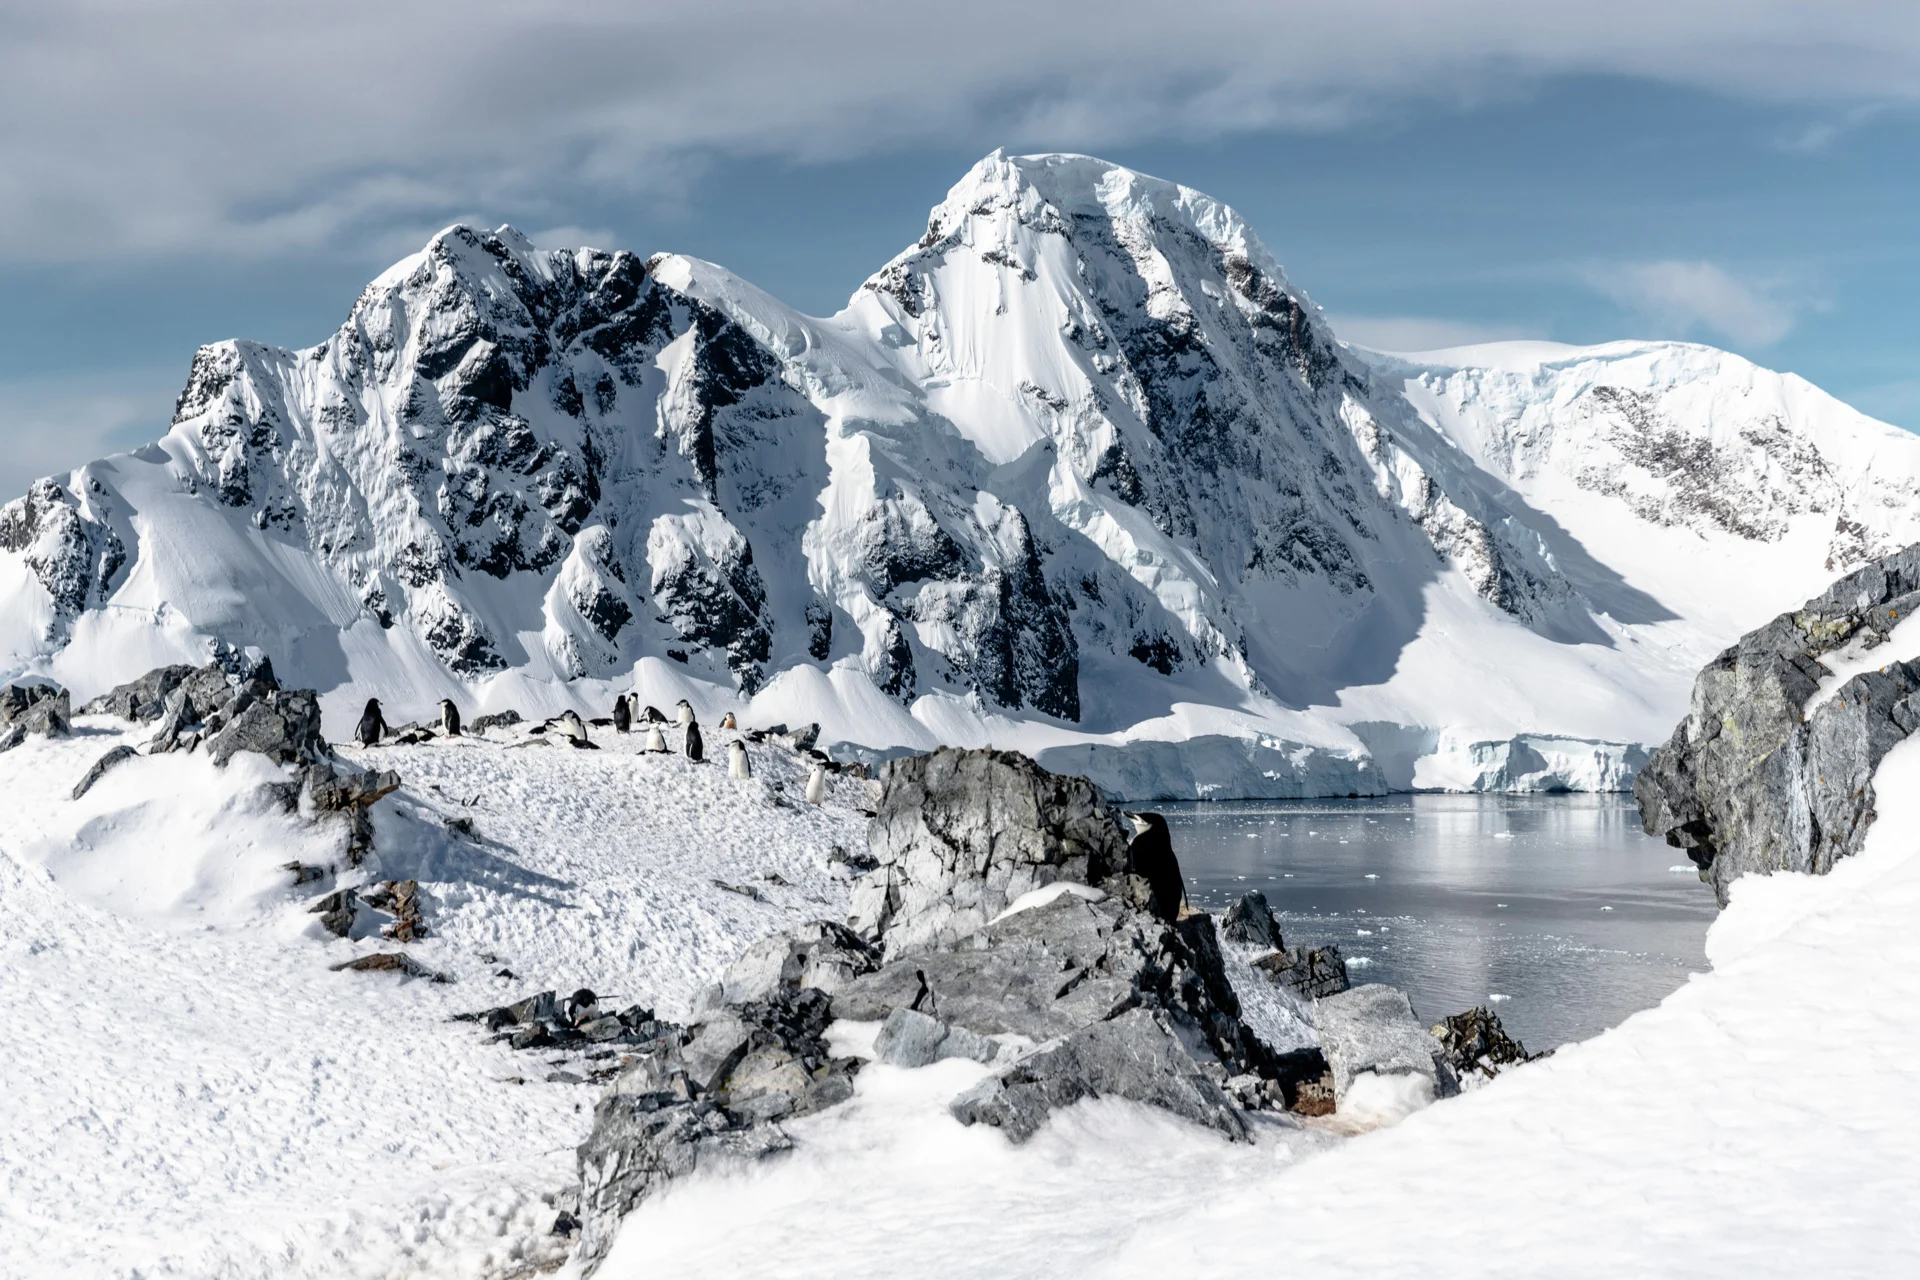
[1,0,1915,497]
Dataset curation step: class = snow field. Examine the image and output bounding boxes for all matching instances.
[0,720,869,1279]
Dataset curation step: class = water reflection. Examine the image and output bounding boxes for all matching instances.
[1162,794,1717,1049]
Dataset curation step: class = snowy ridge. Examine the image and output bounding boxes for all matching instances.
[8,153,1920,796]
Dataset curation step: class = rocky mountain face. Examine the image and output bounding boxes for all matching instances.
[8,154,1920,794]
[1637,543,1920,905]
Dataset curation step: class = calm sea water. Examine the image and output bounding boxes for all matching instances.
[1162,794,1717,1050]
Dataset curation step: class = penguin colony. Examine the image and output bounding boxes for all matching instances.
[343,690,832,804]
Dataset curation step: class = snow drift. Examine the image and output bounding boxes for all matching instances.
[8,153,1920,796]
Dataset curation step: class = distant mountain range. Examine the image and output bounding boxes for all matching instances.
[7,151,1918,797]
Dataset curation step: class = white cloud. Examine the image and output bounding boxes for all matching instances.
[0,1,1915,264]
[1326,314,1537,354]
[0,368,181,499]
[1589,260,1798,346]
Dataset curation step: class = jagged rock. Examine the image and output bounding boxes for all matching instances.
[575,988,860,1266]
[328,952,448,982]
[471,710,523,734]
[71,744,137,799]
[1251,944,1350,999]
[307,763,402,811]
[1636,543,1920,904]
[308,888,359,938]
[949,1007,1248,1143]
[201,687,327,766]
[576,1099,792,1266]
[848,747,1129,958]
[0,681,70,741]
[1220,889,1284,949]
[871,1008,1001,1068]
[81,665,197,721]
[283,861,330,886]
[1431,1006,1539,1082]
[363,879,427,941]
[1313,983,1458,1102]
[716,920,878,1006]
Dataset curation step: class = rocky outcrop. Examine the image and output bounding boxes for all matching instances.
[848,747,1128,958]
[1313,984,1459,1102]
[1430,1006,1538,1083]
[1251,943,1351,1000]
[1220,889,1284,948]
[0,681,70,751]
[1636,544,1920,904]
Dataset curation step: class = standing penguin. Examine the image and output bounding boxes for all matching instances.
[675,699,695,728]
[643,723,668,753]
[611,696,631,735]
[1122,811,1189,923]
[720,711,738,731]
[355,697,387,747]
[805,762,827,805]
[727,739,751,779]
[438,698,461,737]
[683,719,704,763]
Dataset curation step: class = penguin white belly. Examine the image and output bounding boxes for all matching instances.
[805,764,826,804]
[728,741,751,779]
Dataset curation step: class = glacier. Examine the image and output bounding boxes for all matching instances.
[7,151,1920,797]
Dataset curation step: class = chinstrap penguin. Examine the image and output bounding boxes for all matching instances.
[354,698,386,747]
[438,698,461,737]
[556,710,596,748]
[683,720,704,763]
[643,724,668,753]
[727,738,752,779]
[720,711,738,731]
[805,762,827,805]
[675,699,695,728]
[611,696,631,734]
[641,703,667,724]
[1123,810,1189,923]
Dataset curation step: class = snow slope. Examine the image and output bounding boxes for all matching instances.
[0,721,870,1279]
[7,154,1920,796]
[582,738,1920,1279]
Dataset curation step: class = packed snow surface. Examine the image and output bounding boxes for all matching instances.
[0,720,868,1279]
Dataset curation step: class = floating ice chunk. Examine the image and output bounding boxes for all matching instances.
[1601,906,1614,912]
[1488,993,1512,1003]
[1364,873,1379,879]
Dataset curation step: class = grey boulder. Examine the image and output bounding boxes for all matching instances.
[1313,983,1458,1101]
[848,747,1128,959]
[716,919,878,1006]
[1252,944,1351,999]
[0,681,70,745]
[948,1007,1248,1144]
[871,1008,1001,1068]
[1220,889,1284,949]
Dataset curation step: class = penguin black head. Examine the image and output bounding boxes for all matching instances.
[363,697,382,713]
[1123,810,1166,838]
[438,698,454,709]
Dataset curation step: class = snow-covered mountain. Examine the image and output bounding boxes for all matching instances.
[7,151,1920,795]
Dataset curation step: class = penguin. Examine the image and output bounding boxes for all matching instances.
[354,697,386,747]
[611,696,631,735]
[1122,811,1189,923]
[438,698,461,737]
[556,709,592,748]
[643,724,668,753]
[683,719,704,763]
[641,703,667,724]
[563,987,599,1027]
[675,699,695,728]
[805,762,827,805]
[727,738,752,779]
[720,711,738,731]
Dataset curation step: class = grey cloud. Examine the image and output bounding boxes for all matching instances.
[1,1,1916,263]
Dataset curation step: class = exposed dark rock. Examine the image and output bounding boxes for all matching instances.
[471,710,524,734]
[848,747,1128,958]
[283,860,331,886]
[0,681,70,742]
[328,952,449,982]
[363,879,427,941]
[1430,1006,1539,1082]
[949,1007,1247,1143]
[1636,543,1920,904]
[575,988,860,1266]
[309,888,360,938]
[1313,983,1458,1102]
[71,744,137,799]
[713,920,878,1006]
[82,665,197,721]
[1220,889,1284,949]
[1251,944,1350,999]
